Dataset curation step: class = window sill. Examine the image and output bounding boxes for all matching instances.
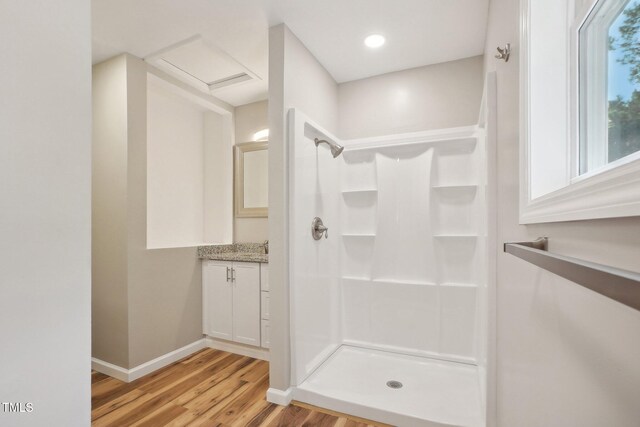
[520,156,640,223]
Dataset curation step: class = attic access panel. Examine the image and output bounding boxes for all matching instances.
[145,35,259,94]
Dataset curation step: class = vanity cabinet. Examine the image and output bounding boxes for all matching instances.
[203,260,261,346]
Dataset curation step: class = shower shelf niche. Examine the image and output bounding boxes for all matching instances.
[440,282,478,288]
[371,278,436,286]
[432,183,480,236]
[432,139,478,189]
[432,183,479,190]
[341,276,372,282]
[341,189,378,195]
[432,184,478,190]
[434,234,478,238]
[342,156,377,192]
[342,235,376,279]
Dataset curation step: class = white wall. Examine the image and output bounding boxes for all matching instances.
[528,0,570,198]
[485,0,640,426]
[93,55,131,368]
[125,57,209,369]
[269,24,339,392]
[147,75,231,248]
[235,100,269,243]
[0,0,91,425]
[93,55,234,370]
[339,56,484,139]
[204,111,234,244]
[147,80,207,248]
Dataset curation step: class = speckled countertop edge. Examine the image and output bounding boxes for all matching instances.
[198,243,268,263]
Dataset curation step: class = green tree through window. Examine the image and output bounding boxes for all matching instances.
[609,0,640,161]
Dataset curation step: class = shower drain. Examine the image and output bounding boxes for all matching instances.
[386,380,403,389]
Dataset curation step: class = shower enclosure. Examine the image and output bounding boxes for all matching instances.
[288,76,496,427]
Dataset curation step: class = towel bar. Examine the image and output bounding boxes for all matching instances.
[504,238,640,311]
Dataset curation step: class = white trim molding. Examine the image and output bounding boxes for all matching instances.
[520,155,640,223]
[90,358,130,382]
[266,387,293,406]
[205,337,270,361]
[92,339,207,383]
[345,125,478,152]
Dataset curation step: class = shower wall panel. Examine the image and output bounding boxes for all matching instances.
[340,131,483,364]
[289,110,342,385]
[373,147,434,284]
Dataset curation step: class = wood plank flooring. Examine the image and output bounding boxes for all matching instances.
[92,348,387,427]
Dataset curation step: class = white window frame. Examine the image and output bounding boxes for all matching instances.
[520,0,640,223]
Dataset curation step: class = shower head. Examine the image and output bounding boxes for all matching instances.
[314,138,344,158]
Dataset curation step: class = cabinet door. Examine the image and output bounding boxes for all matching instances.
[203,261,233,341]
[231,262,261,346]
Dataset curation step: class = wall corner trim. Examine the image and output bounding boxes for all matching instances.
[92,338,207,382]
[266,387,293,406]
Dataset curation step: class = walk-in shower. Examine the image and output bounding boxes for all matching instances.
[287,76,496,426]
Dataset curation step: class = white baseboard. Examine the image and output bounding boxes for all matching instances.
[128,339,207,381]
[91,358,130,382]
[205,337,269,361]
[267,387,293,406]
[92,338,207,383]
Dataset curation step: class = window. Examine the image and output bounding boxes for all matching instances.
[520,0,640,223]
[579,0,640,174]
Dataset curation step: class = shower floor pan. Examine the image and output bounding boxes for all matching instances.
[294,346,484,427]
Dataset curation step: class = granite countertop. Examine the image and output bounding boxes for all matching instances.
[197,243,268,263]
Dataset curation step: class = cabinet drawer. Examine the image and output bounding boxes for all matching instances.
[261,319,270,349]
[260,263,269,291]
[261,291,270,320]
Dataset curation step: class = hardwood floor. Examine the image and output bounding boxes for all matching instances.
[91,348,387,427]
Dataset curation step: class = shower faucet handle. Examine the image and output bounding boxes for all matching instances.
[311,217,329,240]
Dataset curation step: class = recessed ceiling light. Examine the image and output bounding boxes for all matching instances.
[364,34,385,48]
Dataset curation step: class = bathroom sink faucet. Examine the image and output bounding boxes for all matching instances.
[263,240,269,254]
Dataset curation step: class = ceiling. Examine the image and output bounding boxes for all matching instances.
[92,0,489,106]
